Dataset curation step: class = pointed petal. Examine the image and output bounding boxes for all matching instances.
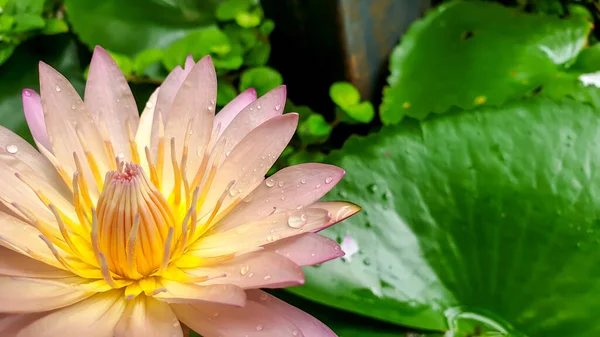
[115,296,183,337]
[85,46,139,159]
[0,276,93,313]
[22,89,51,150]
[308,201,361,232]
[163,56,217,191]
[188,208,330,258]
[172,300,304,337]
[214,88,257,138]
[183,251,304,289]
[184,55,195,71]
[247,290,337,337]
[151,64,193,151]
[199,113,298,220]
[39,62,109,195]
[154,280,246,306]
[10,290,125,337]
[263,233,344,266]
[217,86,286,160]
[0,247,72,278]
[216,163,345,231]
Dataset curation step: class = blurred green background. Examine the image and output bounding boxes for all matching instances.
[4,0,600,336]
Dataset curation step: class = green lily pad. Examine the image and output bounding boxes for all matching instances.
[380,1,592,125]
[64,0,220,56]
[290,96,600,337]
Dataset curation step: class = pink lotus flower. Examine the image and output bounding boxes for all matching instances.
[0,46,359,336]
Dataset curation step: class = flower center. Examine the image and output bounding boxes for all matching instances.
[96,163,175,279]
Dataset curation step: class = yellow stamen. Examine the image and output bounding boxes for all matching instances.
[76,127,104,188]
[126,120,141,165]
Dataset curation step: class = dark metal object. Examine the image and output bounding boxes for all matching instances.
[262,0,430,113]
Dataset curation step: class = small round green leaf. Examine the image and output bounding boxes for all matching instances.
[298,113,332,145]
[235,7,263,28]
[291,97,600,337]
[244,41,270,66]
[215,0,254,21]
[239,66,282,96]
[343,101,375,123]
[330,81,360,108]
[259,19,275,36]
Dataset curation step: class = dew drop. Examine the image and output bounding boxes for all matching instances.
[229,188,238,197]
[263,275,272,281]
[116,99,121,103]
[267,235,274,242]
[225,151,231,157]
[265,178,275,187]
[249,107,254,111]
[23,90,32,97]
[248,272,254,278]
[287,210,308,228]
[6,144,18,154]
[261,155,266,160]
[55,86,61,92]
[240,265,250,275]
[208,105,214,111]
[292,330,299,336]
[278,181,284,187]
[255,324,263,331]
[301,179,306,184]
[315,184,322,189]
[275,104,282,111]
[281,196,285,200]
[146,101,153,109]
[325,176,333,184]
[257,105,262,109]
[71,104,76,110]
[260,293,269,301]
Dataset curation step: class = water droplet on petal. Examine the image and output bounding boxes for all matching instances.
[287,210,308,228]
[208,105,214,111]
[240,265,250,275]
[249,107,254,111]
[71,104,76,110]
[292,330,299,336]
[301,179,306,184]
[260,293,269,301]
[146,101,153,109]
[6,144,18,154]
[116,98,121,103]
[325,176,333,184]
[213,311,219,317]
[55,86,61,92]
[275,104,282,111]
[23,90,32,97]
[265,178,275,187]
[248,272,254,278]
[255,324,263,331]
[257,105,261,109]
[278,181,284,187]
[225,151,231,157]
[281,196,285,200]
[263,275,272,281]
[315,184,322,189]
